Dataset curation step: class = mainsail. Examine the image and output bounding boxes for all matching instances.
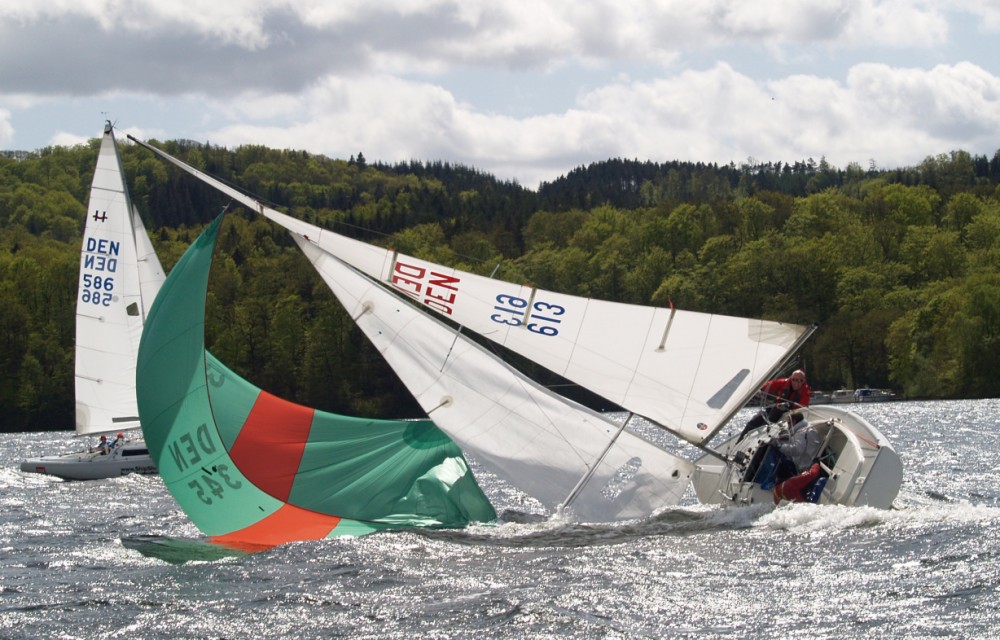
[136,214,496,547]
[76,123,165,436]
[291,235,694,521]
[126,136,812,446]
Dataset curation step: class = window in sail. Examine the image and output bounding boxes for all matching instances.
[706,369,750,408]
[602,456,642,501]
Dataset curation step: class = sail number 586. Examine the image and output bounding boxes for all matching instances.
[81,274,114,306]
[490,294,565,336]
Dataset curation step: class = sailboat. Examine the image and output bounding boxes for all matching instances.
[132,213,495,550]
[130,136,903,513]
[20,123,160,480]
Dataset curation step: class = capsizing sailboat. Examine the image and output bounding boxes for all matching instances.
[20,123,160,480]
[130,135,903,513]
[132,213,495,550]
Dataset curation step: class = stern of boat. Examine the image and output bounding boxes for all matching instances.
[693,405,902,509]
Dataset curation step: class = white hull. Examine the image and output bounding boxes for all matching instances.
[854,387,897,402]
[828,389,855,404]
[692,405,902,509]
[20,440,157,481]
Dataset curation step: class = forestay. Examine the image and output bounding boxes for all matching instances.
[291,236,694,522]
[76,124,165,436]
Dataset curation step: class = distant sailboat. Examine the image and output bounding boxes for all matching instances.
[21,123,160,480]
[133,213,496,549]
[131,135,903,512]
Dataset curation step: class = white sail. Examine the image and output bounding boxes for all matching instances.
[279,234,812,445]
[74,123,163,436]
[126,136,810,445]
[132,204,165,310]
[291,235,694,521]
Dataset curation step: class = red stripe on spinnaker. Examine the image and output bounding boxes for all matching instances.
[229,390,314,501]
[209,503,342,549]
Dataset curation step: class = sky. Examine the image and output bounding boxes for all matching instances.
[1,1,999,190]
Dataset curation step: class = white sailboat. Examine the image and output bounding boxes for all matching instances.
[20,123,161,480]
[130,136,903,512]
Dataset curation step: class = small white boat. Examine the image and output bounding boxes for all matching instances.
[20,440,156,481]
[829,389,855,403]
[691,405,902,508]
[20,122,163,481]
[810,390,833,404]
[854,387,897,402]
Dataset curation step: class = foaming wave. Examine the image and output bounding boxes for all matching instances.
[756,497,1000,534]
[0,467,60,492]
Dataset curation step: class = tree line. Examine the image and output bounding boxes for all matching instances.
[2,135,999,431]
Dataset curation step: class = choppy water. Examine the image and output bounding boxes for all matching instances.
[3,399,1000,639]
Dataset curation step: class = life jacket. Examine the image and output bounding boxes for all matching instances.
[777,382,804,407]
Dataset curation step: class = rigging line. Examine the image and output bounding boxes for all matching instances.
[440,262,501,372]
[561,412,634,510]
[635,409,730,462]
[430,263,610,470]
[292,224,604,473]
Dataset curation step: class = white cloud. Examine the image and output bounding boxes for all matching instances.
[178,59,998,187]
[48,131,89,147]
[0,1,997,187]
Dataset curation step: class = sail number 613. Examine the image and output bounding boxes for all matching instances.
[490,294,565,336]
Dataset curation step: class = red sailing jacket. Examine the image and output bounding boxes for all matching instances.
[761,377,811,409]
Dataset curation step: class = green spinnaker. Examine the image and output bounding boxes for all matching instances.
[136,214,495,548]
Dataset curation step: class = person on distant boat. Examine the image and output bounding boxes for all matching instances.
[770,412,825,503]
[90,434,110,455]
[738,369,811,440]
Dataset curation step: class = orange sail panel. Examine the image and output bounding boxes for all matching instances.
[211,503,341,548]
[230,391,314,502]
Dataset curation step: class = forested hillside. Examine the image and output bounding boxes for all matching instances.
[2,135,999,431]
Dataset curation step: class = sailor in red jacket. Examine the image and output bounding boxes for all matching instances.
[738,369,811,440]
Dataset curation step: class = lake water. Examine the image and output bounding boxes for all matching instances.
[3,399,999,639]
